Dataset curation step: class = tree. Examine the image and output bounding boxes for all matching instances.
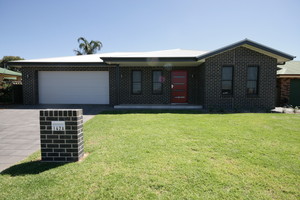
[74,37,103,55]
[0,56,24,72]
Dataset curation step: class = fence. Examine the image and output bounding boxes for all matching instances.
[0,82,23,104]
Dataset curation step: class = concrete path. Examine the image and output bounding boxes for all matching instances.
[0,105,111,172]
[272,107,300,114]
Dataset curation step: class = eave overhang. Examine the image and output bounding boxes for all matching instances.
[100,57,201,67]
[101,57,197,63]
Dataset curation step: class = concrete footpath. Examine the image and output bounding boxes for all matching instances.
[0,105,111,172]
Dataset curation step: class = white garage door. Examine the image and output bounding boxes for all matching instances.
[38,71,109,104]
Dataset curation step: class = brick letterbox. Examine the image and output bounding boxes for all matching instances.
[39,109,84,162]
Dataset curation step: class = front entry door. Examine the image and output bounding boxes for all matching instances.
[171,70,188,103]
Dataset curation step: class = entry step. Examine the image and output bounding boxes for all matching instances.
[114,104,203,109]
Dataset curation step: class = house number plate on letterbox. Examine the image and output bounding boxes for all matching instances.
[51,121,65,131]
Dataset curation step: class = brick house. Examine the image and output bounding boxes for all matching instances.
[9,39,295,110]
[277,61,300,106]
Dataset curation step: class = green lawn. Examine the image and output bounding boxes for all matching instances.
[1,112,299,200]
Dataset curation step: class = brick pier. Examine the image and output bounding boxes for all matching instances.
[39,109,84,162]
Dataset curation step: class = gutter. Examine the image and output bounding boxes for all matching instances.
[7,62,110,67]
[100,57,198,64]
[277,62,286,65]
[277,74,300,78]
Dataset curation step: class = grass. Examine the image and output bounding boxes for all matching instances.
[1,112,299,199]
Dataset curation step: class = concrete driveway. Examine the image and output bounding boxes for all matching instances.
[0,105,111,172]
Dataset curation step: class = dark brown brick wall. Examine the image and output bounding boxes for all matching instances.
[277,77,300,106]
[21,65,117,105]
[277,78,290,105]
[204,47,277,110]
[21,68,38,104]
[119,67,200,104]
[198,63,206,105]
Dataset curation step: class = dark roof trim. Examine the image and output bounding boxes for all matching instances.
[277,74,300,77]
[196,39,296,61]
[8,62,110,67]
[101,57,197,63]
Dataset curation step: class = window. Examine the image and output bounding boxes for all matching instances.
[221,66,233,95]
[152,71,163,94]
[132,71,142,94]
[247,66,258,95]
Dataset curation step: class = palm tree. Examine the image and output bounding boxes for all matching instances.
[74,37,103,55]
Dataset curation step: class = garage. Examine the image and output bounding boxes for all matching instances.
[38,71,109,104]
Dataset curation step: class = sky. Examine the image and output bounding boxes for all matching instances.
[0,0,299,60]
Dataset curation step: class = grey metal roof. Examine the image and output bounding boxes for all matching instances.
[8,39,295,66]
[9,49,207,64]
[277,61,300,75]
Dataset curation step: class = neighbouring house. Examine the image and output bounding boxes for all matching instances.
[0,67,22,88]
[8,39,295,110]
[277,61,300,106]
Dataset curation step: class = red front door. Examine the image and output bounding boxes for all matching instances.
[171,70,188,103]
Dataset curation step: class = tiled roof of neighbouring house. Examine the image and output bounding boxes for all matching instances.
[277,61,300,75]
[0,67,21,76]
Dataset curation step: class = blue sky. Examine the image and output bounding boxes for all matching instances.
[0,0,299,60]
